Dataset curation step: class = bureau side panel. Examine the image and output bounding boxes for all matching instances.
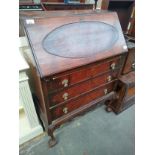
[22,47,50,130]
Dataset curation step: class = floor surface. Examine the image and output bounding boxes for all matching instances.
[19,104,135,155]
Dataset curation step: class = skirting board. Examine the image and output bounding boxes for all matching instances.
[19,126,43,145]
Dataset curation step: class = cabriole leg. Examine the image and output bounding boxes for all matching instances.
[105,100,113,112]
[48,127,57,148]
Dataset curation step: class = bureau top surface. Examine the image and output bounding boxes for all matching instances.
[23,11,127,77]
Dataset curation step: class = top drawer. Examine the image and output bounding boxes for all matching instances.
[44,56,122,92]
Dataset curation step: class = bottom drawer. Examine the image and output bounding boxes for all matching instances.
[50,82,115,120]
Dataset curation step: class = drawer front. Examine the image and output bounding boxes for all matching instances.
[50,82,115,120]
[49,71,118,106]
[46,56,122,92]
[123,49,135,74]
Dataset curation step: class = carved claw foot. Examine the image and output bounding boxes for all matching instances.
[48,126,57,148]
[48,137,57,148]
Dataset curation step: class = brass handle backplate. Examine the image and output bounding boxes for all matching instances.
[107,75,112,82]
[104,89,108,95]
[62,93,69,101]
[63,107,68,114]
[132,62,135,69]
[62,79,68,87]
[111,63,116,70]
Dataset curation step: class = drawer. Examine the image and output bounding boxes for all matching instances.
[49,70,118,106]
[123,48,135,74]
[45,56,122,92]
[50,82,115,120]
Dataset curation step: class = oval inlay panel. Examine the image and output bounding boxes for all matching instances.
[42,21,119,58]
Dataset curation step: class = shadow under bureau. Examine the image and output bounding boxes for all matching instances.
[22,10,128,147]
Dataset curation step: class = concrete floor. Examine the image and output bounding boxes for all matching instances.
[19,104,135,155]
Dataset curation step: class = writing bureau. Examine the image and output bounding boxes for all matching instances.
[22,11,128,147]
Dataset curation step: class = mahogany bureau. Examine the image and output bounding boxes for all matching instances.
[22,10,128,147]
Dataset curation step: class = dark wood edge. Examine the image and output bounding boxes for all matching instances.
[41,3,47,11]
[122,69,135,75]
[22,24,44,77]
[106,73,135,113]
[19,2,35,5]
[19,10,111,20]
[42,2,93,6]
[121,47,135,75]
[41,80,53,124]
[115,79,133,111]
[121,54,129,74]
[118,53,128,77]
[118,74,135,87]
[119,81,129,110]
[104,80,125,112]
[114,96,135,114]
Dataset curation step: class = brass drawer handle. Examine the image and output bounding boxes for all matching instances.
[132,62,135,69]
[62,93,69,101]
[107,75,112,82]
[63,107,68,114]
[104,89,108,95]
[62,79,68,87]
[111,62,116,70]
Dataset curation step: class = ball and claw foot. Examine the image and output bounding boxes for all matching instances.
[48,138,57,148]
[106,106,112,112]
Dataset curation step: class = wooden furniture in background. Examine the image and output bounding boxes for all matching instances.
[41,0,85,2]
[105,34,135,113]
[101,0,135,34]
[101,0,109,10]
[19,0,92,11]
[100,0,135,114]
[42,2,93,10]
[123,38,135,74]
[19,1,44,11]
[126,5,135,37]
[21,10,128,147]
[106,72,135,113]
